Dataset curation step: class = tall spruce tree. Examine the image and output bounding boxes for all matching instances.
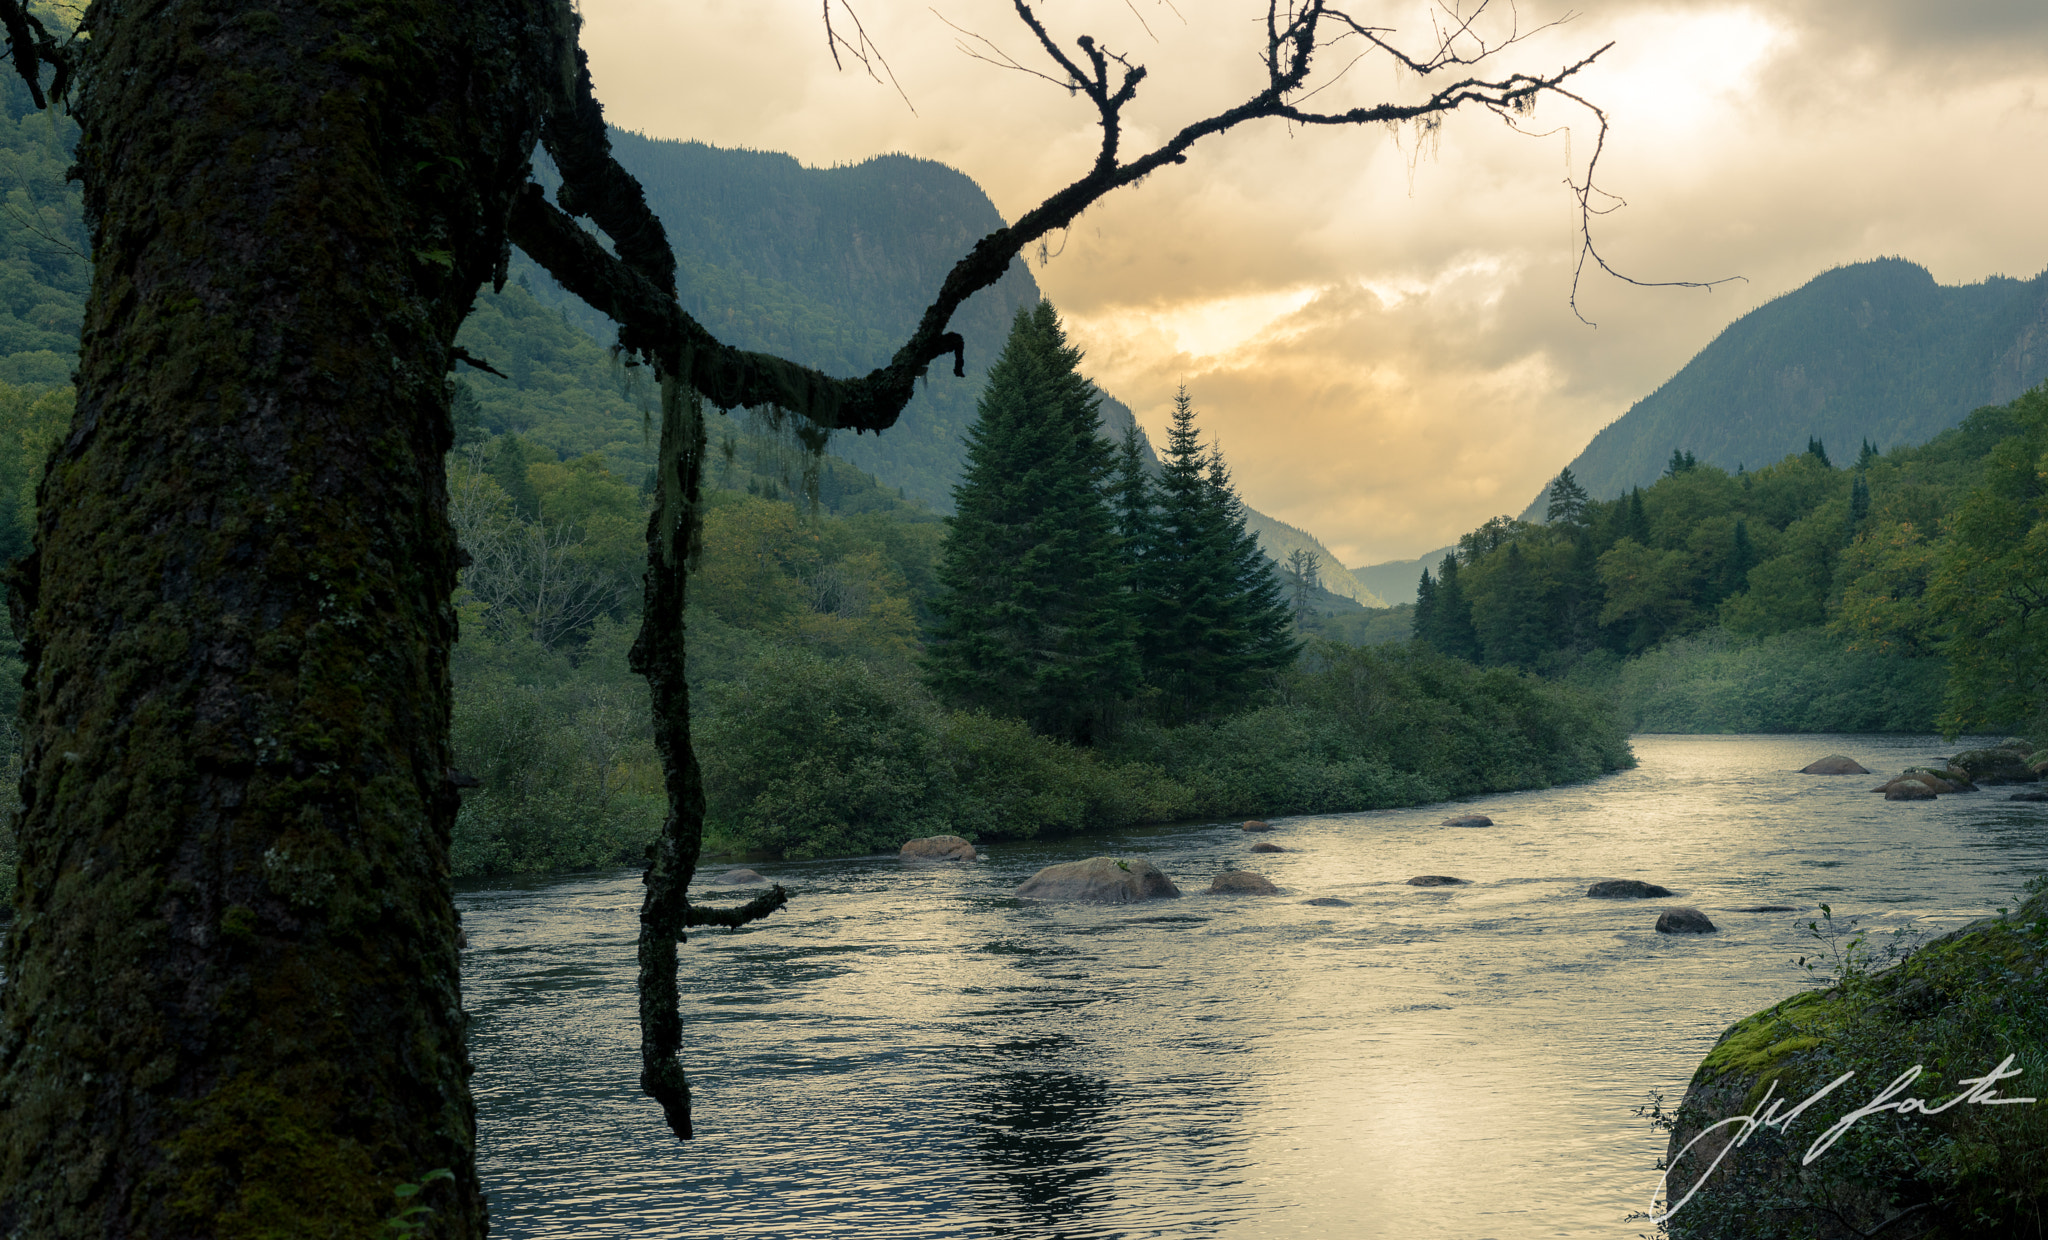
[926,303,1137,743]
[1134,385,1297,721]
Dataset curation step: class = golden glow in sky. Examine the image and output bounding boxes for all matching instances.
[579,1,2048,565]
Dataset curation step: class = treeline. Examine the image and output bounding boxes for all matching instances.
[1417,386,2048,735]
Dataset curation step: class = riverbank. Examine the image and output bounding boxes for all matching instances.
[454,639,1635,874]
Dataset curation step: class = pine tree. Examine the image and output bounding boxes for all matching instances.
[1627,487,1652,544]
[1421,554,1483,661]
[1807,436,1832,468]
[1727,518,1758,594]
[925,302,1138,742]
[1547,466,1590,526]
[1135,384,1296,720]
[1848,472,1872,532]
[1414,567,1440,640]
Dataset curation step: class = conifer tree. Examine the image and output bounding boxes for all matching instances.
[925,302,1137,742]
[1414,567,1440,639]
[1547,466,1590,526]
[1419,553,1483,660]
[1135,384,1296,720]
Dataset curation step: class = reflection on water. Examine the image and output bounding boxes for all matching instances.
[461,734,2048,1238]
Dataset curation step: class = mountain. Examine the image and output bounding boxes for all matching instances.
[1350,546,1456,608]
[1239,511,1385,607]
[1531,257,2048,510]
[0,106,1366,588]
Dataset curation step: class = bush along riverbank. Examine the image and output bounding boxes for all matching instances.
[697,638,1634,862]
[1653,874,2048,1238]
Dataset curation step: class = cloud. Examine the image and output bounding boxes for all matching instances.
[579,0,2048,564]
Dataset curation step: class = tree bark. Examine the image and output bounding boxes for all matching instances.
[0,2,563,1235]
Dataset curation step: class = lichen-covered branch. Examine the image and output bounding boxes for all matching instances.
[684,885,791,930]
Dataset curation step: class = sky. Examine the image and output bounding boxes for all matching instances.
[578,1,2048,567]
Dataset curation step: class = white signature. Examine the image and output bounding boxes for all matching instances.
[1653,1054,2037,1223]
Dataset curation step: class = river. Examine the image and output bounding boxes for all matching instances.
[459,733,2048,1239]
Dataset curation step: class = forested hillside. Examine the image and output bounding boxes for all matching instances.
[1538,258,2048,507]
[1432,391,2048,734]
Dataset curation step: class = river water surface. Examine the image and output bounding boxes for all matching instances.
[460,734,2048,1239]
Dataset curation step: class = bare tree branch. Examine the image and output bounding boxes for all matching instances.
[823,0,917,114]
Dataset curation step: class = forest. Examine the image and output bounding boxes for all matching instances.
[1405,388,2048,738]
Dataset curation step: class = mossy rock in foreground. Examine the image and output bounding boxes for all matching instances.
[1662,891,2048,1238]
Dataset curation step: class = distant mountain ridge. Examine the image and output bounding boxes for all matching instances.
[1525,258,2048,513]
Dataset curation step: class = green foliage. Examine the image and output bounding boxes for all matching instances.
[1570,626,1948,733]
[925,303,1138,742]
[701,638,1633,860]
[1925,385,2048,735]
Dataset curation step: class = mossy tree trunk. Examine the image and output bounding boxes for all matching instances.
[0,2,563,1235]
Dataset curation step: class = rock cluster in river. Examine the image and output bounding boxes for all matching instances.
[1014,857,1180,904]
[900,834,977,862]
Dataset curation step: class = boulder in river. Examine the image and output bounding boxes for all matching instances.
[1948,748,2040,784]
[711,868,768,885]
[1249,842,1287,853]
[1303,897,1353,907]
[1406,875,1467,887]
[1441,813,1493,827]
[1241,820,1274,832]
[900,834,977,862]
[1587,879,1674,898]
[1800,755,1870,775]
[1209,871,1280,895]
[1656,907,1717,934]
[1732,905,1800,913]
[1885,780,1938,801]
[1014,857,1180,904]
[2009,791,2048,803]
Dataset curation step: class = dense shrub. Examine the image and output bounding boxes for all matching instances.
[1569,626,1952,733]
[695,639,1634,860]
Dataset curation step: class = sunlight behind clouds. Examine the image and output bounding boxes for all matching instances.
[579,0,2048,565]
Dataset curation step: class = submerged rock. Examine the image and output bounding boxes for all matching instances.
[1442,813,1493,827]
[1303,897,1353,907]
[1587,879,1674,898]
[2010,791,2048,803]
[1014,857,1180,904]
[711,868,769,885]
[1656,907,1717,934]
[1209,871,1280,895]
[1800,754,1870,775]
[900,834,977,862]
[1241,820,1274,832]
[1406,875,1468,887]
[1732,905,1800,912]
[1249,842,1287,853]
